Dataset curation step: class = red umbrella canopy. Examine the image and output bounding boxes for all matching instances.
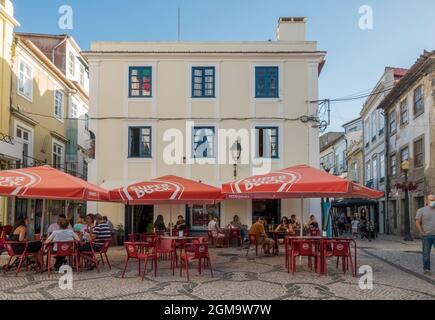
[0,166,110,201]
[110,175,223,205]
[222,164,383,200]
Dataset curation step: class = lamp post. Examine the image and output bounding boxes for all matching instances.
[230,140,242,179]
[401,160,413,241]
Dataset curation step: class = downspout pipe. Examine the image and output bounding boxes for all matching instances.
[384,109,390,234]
[51,35,68,65]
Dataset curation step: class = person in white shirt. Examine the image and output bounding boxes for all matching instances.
[47,214,72,235]
[208,216,225,239]
[351,217,360,237]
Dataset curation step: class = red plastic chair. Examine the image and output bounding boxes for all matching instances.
[128,233,139,242]
[228,228,243,247]
[246,234,263,257]
[79,241,100,272]
[121,241,158,280]
[139,233,157,243]
[180,242,213,281]
[156,238,177,274]
[310,229,321,237]
[46,241,79,278]
[323,240,355,277]
[288,239,321,274]
[1,225,13,238]
[98,238,112,270]
[3,241,43,276]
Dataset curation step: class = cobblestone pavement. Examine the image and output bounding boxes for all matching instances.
[0,235,434,300]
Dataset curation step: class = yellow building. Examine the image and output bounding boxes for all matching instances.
[84,17,326,233]
[2,33,89,233]
[0,0,19,224]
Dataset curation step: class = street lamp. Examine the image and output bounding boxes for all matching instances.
[230,140,242,179]
[400,160,413,241]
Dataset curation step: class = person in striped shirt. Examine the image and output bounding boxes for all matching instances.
[92,214,112,248]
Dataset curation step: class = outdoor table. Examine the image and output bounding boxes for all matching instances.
[284,236,357,275]
[159,236,201,262]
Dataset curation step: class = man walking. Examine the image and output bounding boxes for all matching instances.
[415,194,435,275]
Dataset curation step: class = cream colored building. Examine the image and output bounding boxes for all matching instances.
[84,18,326,233]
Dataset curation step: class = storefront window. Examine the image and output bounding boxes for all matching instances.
[189,204,220,230]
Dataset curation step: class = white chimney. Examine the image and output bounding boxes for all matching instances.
[276,17,306,41]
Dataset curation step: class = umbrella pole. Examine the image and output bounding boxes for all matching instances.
[300,198,304,237]
[40,199,46,236]
[169,204,173,235]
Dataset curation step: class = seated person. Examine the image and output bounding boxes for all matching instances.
[289,214,301,230]
[227,215,248,241]
[154,215,167,233]
[249,217,275,254]
[47,214,72,235]
[8,216,42,254]
[208,216,225,239]
[175,215,186,230]
[307,215,319,229]
[45,219,80,270]
[274,216,294,233]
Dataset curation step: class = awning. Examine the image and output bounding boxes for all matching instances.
[109,175,224,205]
[0,165,110,201]
[222,164,384,200]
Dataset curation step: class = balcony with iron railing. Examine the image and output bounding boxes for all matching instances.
[2,152,88,181]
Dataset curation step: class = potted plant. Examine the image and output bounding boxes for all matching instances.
[115,224,125,246]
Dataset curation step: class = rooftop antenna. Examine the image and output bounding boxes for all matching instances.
[177,7,181,41]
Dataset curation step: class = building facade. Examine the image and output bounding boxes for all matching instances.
[342,118,363,184]
[380,51,435,237]
[360,67,407,234]
[85,17,326,233]
[1,32,90,233]
[0,0,20,224]
[319,132,346,177]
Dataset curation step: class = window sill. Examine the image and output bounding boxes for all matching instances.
[54,116,64,123]
[413,111,424,120]
[127,96,153,101]
[253,97,281,103]
[190,97,217,102]
[17,91,33,103]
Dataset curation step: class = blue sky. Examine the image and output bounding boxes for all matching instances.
[14,0,435,131]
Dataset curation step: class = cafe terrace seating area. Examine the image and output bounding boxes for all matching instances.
[0,164,381,281]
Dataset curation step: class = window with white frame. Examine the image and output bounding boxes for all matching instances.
[79,64,85,87]
[413,85,424,117]
[352,161,359,182]
[52,142,64,169]
[379,153,385,181]
[71,102,78,118]
[366,160,371,183]
[372,156,378,187]
[68,52,75,76]
[255,127,279,159]
[400,99,408,125]
[364,120,370,146]
[389,110,397,134]
[15,125,32,167]
[54,90,64,119]
[371,112,377,140]
[18,60,33,100]
[192,127,215,158]
[378,110,385,135]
